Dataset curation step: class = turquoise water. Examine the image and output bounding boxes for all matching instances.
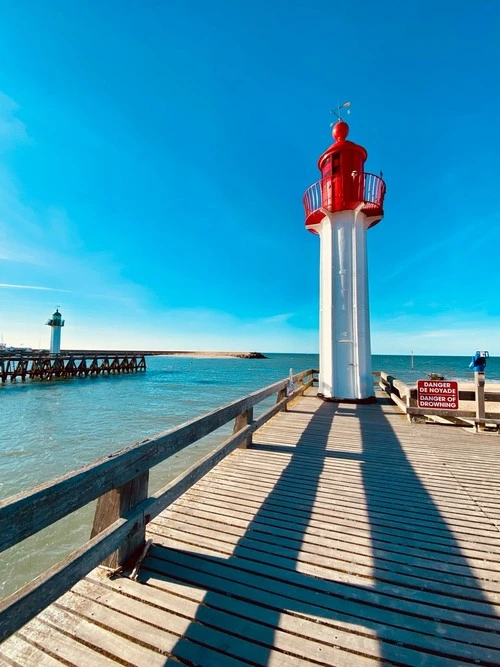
[1,352,498,599]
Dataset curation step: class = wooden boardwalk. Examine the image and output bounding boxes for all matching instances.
[2,390,500,665]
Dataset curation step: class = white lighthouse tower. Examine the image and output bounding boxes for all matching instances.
[303,120,386,401]
[46,308,65,355]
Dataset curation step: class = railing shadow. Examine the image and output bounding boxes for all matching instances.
[138,395,500,665]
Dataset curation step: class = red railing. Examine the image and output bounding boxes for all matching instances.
[303,172,386,226]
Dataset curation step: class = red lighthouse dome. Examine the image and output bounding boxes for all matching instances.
[303,121,385,231]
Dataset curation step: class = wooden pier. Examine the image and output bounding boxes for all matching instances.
[1,369,500,665]
[0,352,147,383]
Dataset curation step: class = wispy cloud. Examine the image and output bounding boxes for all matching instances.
[0,92,29,147]
[259,312,294,325]
[0,283,71,292]
[0,90,150,313]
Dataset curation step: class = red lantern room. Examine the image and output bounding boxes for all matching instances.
[303,121,386,232]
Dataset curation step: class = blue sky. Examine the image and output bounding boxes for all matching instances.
[0,0,499,354]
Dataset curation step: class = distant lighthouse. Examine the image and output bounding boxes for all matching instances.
[303,120,386,401]
[46,308,65,355]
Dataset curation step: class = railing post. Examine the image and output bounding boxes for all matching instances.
[90,471,149,569]
[276,385,288,411]
[233,407,253,448]
[407,388,417,424]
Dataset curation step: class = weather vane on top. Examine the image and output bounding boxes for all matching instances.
[330,100,351,126]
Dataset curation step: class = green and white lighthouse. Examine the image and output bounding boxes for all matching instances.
[46,308,65,354]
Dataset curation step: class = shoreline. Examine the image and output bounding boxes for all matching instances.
[156,351,268,359]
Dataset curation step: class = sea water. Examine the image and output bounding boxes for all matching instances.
[1,352,499,599]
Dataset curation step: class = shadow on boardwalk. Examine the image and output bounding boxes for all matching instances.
[140,396,500,665]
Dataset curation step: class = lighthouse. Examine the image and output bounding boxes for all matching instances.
[46,308,65,355]
[303,120,386,401]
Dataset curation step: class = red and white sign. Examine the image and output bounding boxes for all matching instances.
[417,380,459,410]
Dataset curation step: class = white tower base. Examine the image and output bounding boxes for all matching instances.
[312,205,376,401]
[50,328,62,355]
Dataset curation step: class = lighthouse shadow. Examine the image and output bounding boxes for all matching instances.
[139,397,499,665]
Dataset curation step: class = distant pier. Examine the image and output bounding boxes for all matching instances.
[0,351,147,383]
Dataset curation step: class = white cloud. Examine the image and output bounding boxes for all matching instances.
[0,283,71,292]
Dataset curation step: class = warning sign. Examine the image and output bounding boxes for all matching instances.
[417,380,459,410]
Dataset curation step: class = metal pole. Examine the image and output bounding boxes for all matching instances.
[475,370,485,429]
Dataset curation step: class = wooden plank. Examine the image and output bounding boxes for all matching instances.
[0,635,66,666]
[234,451,500,510]
[211,457,500,514]
[130,565,459,666]
[177,485,500,559]
[195,467,500,533]
[83,570,406,666]
[149,516,499,619]
[39,602,168,666]
[143,549,500,663]
[165,497,500,579]
[171,488,500,562]
[199,472,499,539]
[158,478,500,576]
[5,617,117,666]
[66,577,308,667]
[150,510,500,587]
[148,517,500,603]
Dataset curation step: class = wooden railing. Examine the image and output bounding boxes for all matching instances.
[0,369,317,642]
[378,372,500,424]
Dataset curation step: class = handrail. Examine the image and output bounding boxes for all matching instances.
[303,172,386,221]
[378,371,500,422]
[0,368,317,641]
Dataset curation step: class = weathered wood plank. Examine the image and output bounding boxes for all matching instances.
[84,571,388,666]
[0,635,66,666]
[144,550,500,662]
[39,602,168,666]
[149,513,500,600]
[151,505,500,584]
[194,467,500,532]
[67,577,309,667]
[149,513,500,619]
[7,617,117,666]
[173,490,500,563]
[131,565,460,666]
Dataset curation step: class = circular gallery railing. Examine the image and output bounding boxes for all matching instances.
[303,172,386,228]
